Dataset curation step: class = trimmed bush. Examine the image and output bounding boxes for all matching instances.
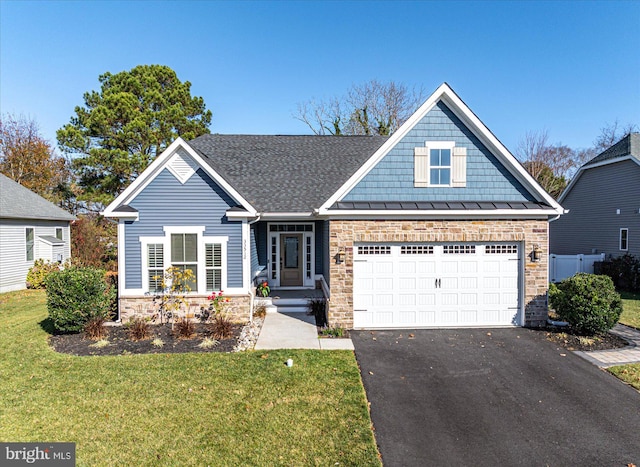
[598,254,640,292]
[26,259,61,289]
[45,266,115,333]
[549,273,623,336]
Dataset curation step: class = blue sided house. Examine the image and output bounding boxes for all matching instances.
[103,84,564,329]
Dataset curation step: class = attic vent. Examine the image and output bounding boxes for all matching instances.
[167,151,198,184]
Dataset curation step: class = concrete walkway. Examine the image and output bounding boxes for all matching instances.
[574,324,640,367]
[254,312,354,350]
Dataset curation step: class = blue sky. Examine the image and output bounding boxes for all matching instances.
[1,0,638,154]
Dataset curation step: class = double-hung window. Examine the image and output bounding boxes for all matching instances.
[147,244,164,293]
[26,228,34,261]
[415,141,466,188]
[55,228,63,240]
[430,148,451,186]
[205,243,223,291]
[171,233,198,291]
[140,228,227,294]
[620,228,629,251]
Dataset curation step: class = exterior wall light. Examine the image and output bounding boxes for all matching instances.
[532,244,542,262]
[336,248,346,264]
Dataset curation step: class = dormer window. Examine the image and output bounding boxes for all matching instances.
[414,141,466,188]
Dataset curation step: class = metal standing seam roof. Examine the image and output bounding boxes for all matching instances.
[331,201,551,210]
[0,173,75,221]
[187,134,389,212]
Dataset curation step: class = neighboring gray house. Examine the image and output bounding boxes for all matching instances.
[104,83,564,329]
[550,133,640,258]
[0,173,75,293]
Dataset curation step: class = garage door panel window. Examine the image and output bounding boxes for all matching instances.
[358,245,391,255]
[401,245,434,255]
[443,245,476,254]
[486,244,518,254]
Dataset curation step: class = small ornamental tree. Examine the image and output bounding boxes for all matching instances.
[45,266,115,333]
[152,266,195,326]
[548,273,623,336]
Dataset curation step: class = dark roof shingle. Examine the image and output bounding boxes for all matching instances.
[187,134,388,212]
[584,133,640,167]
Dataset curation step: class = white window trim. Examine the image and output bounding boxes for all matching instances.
[415,141,466,188]
[25,227,35,262]
[140,226,229,294]
[620,228,629,251]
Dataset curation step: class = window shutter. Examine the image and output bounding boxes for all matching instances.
[414,146,430,187]
[452,147,467,187]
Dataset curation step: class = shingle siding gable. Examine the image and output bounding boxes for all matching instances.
[342,101,535,202]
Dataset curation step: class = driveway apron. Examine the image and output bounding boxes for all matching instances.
[352,328,640,467]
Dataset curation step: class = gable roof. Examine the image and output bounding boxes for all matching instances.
[0,173,75,222]
[558,133,640,202]
[582,132,640,167]
[105,83,565,219]
[102,138,259,218]
[319,83,564,216]
[187,135,388,212]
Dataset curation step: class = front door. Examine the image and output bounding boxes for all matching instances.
[280,234,303,286]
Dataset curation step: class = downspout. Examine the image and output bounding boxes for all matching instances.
[247,215,262,323]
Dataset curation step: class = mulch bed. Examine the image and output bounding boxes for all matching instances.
[544,327,630,351]
[49,323,243,356]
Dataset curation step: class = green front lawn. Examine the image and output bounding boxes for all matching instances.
[608,291,640,390]
[0,290,380,466]
[608,364,640,391]
[619,291,640,329]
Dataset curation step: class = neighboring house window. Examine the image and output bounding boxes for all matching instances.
[414,142,466,187]
[620,228,629,251]
[55,228,63,240]
[147,244,164,293]
[25,228,34,261]
[171,233,198,291]
[205,243,223,291]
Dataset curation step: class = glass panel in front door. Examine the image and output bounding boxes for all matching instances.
[284,236,299,268]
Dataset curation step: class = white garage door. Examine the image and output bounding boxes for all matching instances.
[353,243,521,328]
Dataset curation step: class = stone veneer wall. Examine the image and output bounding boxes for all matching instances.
[328,219,549,329]
[118,294,252,324]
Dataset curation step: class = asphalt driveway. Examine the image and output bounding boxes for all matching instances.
[352,328,640,466]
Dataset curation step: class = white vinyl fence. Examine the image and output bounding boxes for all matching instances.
[549,253,606,283]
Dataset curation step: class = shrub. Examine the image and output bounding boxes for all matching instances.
[198,337,219,349]
[210,314,234,339]
[549,273,623,336]
[598,254,640,292]
[151,337,164,348]
[26,259,61,289]
[84,316,108,340]
[253,303,267,319]
[45,266,115,333]
[127,317,150,341]
[319,326,348,338]
[307,298,327,327]
[173,317,196,339]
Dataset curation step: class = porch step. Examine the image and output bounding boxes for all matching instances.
[271,297,309,313]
